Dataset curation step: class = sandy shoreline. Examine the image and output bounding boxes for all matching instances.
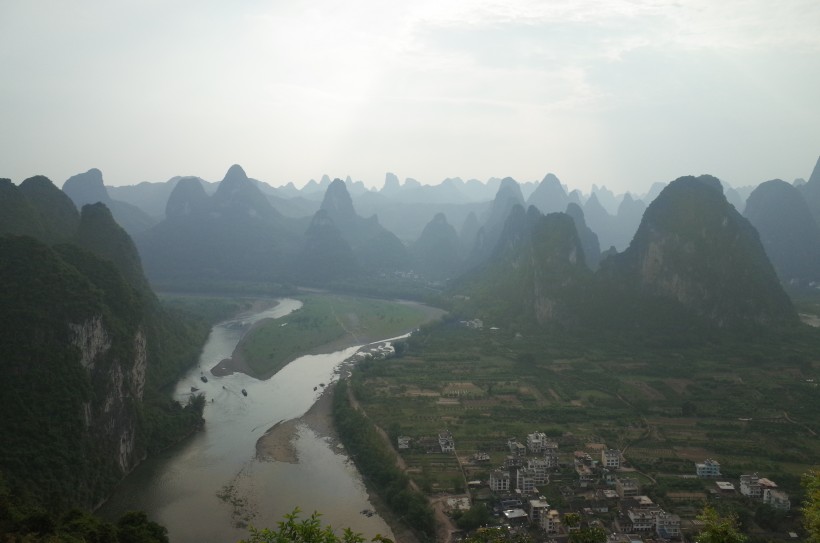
[255,383,337,464]
[253,381,421,543]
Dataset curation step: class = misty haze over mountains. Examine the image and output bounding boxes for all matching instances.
[3,155,820,537]
[4,154,819,325]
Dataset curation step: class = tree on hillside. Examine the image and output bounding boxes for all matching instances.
[804,469,820,543]
[241,509,392,543]
[696,506,746,543]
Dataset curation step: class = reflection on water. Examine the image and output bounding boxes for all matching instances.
[99,298,393,542]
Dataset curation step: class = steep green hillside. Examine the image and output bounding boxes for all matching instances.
[0,177,210,512]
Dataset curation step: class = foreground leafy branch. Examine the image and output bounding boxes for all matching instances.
[241,509,392,543]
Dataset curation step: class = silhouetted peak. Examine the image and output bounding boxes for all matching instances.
[166,177,209,218]
[20,175,57,192]
[541,173,561,187]
[222,164,248,184]
[63,168,110,207]
[383,172,400,192]
[495,177,525,206]
[809,155,820,185]
[320,179,357,222]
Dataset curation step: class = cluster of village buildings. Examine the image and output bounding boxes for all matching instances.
[695,459,791,511]
[398,431,793,541]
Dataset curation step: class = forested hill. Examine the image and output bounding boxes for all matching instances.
[452,176,798,336]
[0,176,210,512]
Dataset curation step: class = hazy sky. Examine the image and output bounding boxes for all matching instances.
[2,0,819,194]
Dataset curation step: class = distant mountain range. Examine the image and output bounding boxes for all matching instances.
[5,154,819,328]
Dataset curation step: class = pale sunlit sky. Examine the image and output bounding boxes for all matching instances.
[1,0,819,194]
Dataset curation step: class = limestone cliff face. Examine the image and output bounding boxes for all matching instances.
[71,316,147,477]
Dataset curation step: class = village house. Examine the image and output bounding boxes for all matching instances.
[516,468,538,493]
[616,476,640,498]
[508,437,527,457]
[715,481,736,494]
[740,473,778,498]
[544,447,560,468]
[526,432,548,453]
[528,498,550,525]
[696,459,721,478]
[655,511,681,539]
[763,488,791,511]
[502,509,528,525]
[504,455,524,469]
[489,470,511,492]
[627,509,655,532]
[397,436,411,450]
[526,458,550,485]
[540,509,561,534]
[602,448,621,469]
[472,452,490,463]
[438,430,455,453]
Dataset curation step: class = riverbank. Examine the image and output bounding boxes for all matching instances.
[255,380,421,543]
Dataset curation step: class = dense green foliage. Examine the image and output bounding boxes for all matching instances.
[696,506,747,543]
[333,381,436,541]
[0,473,168,542]
[0,176,211,513]
[241,509,392,543]
[804,469,820,542]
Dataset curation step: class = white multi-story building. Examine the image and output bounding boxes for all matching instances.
[526,458,550,485]
[602,449,621,469]
[489,470,511,492]
[627,510,655,532]
[529,499,550,525]
[540,510,561,534]
[543,440,559,465]
[763,488,791,511]
[696,459,721,478]
[616,477,639,498]
[508,438,527,457]
[656,512,681,539]
[516,468,538,493]
[438,430,455,453]
[527,432,548,453]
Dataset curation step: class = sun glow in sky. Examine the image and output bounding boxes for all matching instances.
[1,0,819,193]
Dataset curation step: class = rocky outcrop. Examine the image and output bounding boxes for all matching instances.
[70,315,111,370]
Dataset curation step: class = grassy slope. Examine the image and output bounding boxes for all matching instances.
[238,293,437,377]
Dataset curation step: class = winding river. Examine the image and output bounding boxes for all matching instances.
[99,298,394,542]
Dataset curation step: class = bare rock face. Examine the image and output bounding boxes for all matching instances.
[71,316,147,476]
[70,315,111,370]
